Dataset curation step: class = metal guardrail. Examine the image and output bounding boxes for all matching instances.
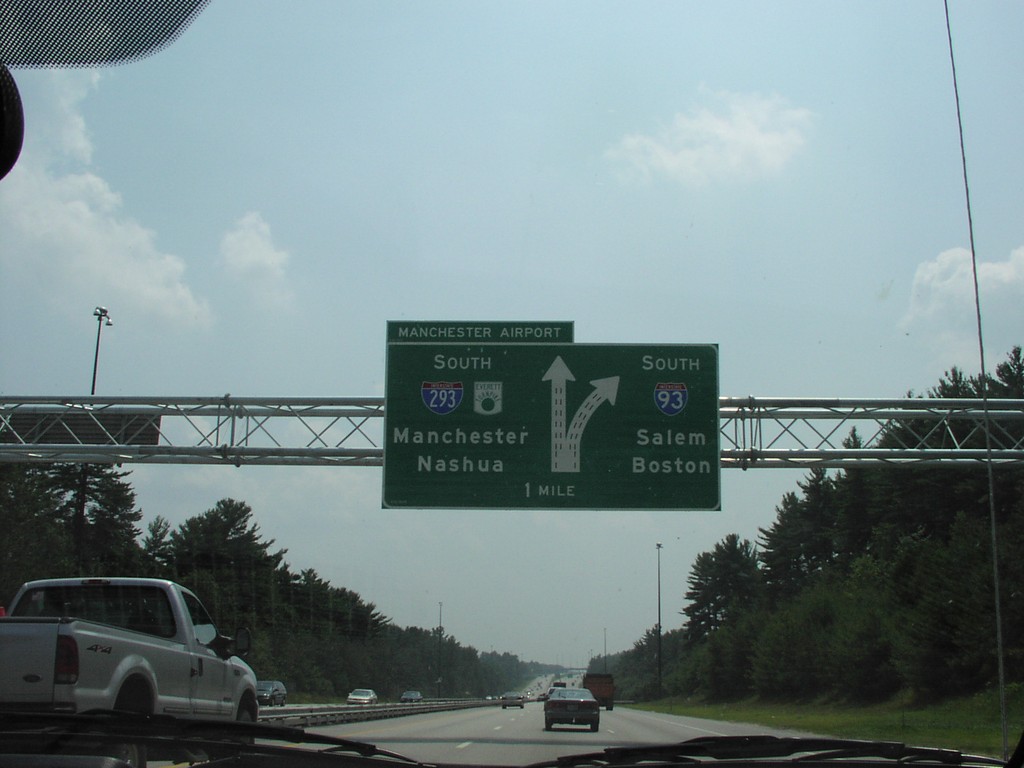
[258,699,496,727]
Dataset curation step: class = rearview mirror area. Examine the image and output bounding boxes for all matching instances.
[0,62,25,181]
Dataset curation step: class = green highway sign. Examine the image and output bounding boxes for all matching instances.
[383,343,720,510]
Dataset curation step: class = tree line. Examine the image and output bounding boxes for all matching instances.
[600,347,1024,703]
[0,470,551,699]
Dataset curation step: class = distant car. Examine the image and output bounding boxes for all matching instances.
[544,687,600,732]
[256,680,288,706]
[500,691,524,709]
[400,690,424,703]
[347,688,379,705]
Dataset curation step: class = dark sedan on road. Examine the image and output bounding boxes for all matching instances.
[256,680,287,707]
[543,687,599,732]
[400,690,424,703]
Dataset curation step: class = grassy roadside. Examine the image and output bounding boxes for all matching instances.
[631,687,1024,758]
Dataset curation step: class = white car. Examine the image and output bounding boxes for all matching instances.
[500,691,525,709]
[346,688,378,705]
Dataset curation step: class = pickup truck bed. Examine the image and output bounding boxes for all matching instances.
[0,617,61,705]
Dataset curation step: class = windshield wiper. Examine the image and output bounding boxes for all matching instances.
[531,735,1005,768]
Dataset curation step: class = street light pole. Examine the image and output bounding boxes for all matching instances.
[437,602,443,699]
[78,306,113,571]
[656,542,663,699]
[90,306,112,395]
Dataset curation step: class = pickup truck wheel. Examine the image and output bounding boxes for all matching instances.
[108,679,151,768]
[106,741,147,768]
[233,699,258,747]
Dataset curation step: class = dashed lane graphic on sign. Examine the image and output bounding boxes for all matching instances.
[543,356,619,473]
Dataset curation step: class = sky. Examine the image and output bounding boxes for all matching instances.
[1,1,1023,667]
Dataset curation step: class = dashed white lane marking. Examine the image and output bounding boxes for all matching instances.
[456,742,473,750]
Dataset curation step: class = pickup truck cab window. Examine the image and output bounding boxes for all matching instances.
[12,584,177,639]
[181,591,218,646]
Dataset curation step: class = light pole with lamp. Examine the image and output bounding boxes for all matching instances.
[436,602,443,699]
[77,306,113,570]
[656,542,663,698]
[91,306,112,395]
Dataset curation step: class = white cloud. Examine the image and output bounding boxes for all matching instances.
[219,211,294,310]
[901,246,1024,367]
[28,69,98,165]
[605,88,814,186]
[0,71,212,326]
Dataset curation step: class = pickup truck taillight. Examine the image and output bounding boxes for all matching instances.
[54,635,79,684]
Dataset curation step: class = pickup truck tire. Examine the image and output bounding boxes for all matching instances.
[107,676,153,768]
[114,676,155,714]
[234,696,258,747]
[104,739,147,768]
[237,693,258,722]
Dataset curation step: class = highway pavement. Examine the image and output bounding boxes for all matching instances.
[311,701,819,765]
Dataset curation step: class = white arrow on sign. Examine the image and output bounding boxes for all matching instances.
[543,356,619,473]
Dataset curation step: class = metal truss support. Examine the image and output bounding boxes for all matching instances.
[1,395,1023,468]
[720,397,1024,469]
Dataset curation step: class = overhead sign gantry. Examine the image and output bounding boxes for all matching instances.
[2,396,1023,469]
[3,323,1022,470]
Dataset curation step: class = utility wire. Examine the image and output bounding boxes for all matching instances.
[942,1,1007,758]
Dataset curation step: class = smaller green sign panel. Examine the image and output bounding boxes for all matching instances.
[386,321,574,344]
[383,343,719,510]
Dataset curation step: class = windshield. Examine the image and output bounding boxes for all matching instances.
[550,688,594,700]
[1,2,1022,767]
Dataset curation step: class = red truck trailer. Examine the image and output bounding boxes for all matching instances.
[582,673,614,710]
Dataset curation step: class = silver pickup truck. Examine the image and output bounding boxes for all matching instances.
[0,577,258,723]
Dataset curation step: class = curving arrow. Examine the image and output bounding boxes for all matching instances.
[543,357,619,473]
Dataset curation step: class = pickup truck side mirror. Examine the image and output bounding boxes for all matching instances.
[208,628,251,660]
[234,627,252,657]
